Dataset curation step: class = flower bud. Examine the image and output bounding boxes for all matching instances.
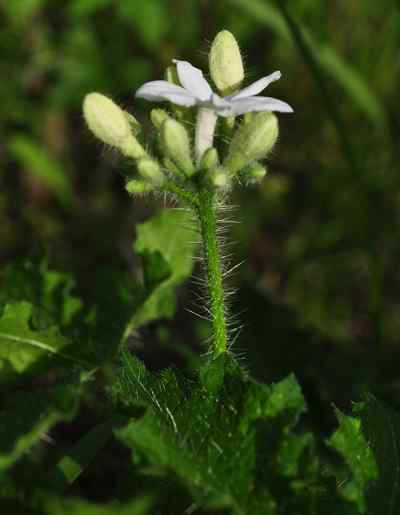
[83,93,145,159]
[207,166,231,190]
[160,119,194,175]
[150,108,170,129]
[136,157,165,186]
[224,112,278,174]
[244,162,267,182]
[200,147,219,171]
[125,179,154,195]
[163,158,182,177]
[209,30,244,96]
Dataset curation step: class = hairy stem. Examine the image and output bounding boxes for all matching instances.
[196,188,228,357]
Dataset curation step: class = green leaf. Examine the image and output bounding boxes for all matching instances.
[0,385,78,471]
[8,135,76,208]
[327,408,378,513]
[0,301,90,383]
[123,209,195,338]
[111,352,320,514]
[355,396,400,515]
[44,496,152,515]
[0,261,82,329]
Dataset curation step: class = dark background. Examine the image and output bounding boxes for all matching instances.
[1,0,400,432]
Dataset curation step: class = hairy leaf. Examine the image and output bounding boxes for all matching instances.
[111,352,324,514]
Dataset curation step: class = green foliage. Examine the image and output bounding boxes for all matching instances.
[123,209,195,338]
[1,1,400,513]
[0,301,89,384]
[0,385,78,471]
[356,397,400,515]
[112,352,334,514]
[328,409,378,513]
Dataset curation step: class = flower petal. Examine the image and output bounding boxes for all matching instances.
[135,80,198,107]
[173,60,213,102]
[229,71,282,101]
[230,96,294,116]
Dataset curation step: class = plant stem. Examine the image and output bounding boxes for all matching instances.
[196,188,228,357]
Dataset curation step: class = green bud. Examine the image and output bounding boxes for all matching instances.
[125,179,154,195]
[151,108,170,129]
[244,162,267,182]
[163,157,182,177]
[83,93,145,159]
[200,147,219,171]
[209,30,244,95]
[136,157,165,186]
[160,119,194,175]
[224,112,278,174]
[207,166,231,190]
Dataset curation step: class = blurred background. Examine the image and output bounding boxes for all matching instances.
[1,0,400,430]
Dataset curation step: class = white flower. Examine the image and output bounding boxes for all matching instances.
[135,60,293,117]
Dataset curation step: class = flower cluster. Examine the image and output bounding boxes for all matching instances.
[83,30,293,201]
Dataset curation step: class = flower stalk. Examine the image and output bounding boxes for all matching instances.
[83,29,293,361]
[196,189,228,357]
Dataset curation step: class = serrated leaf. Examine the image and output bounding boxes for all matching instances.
[355,396,400,515]
[0,261,82,329]
[112,352,318,514]
[0,301,90,383]
[0,385,78,471]
[327,408,378,513]
[123,209,195,338]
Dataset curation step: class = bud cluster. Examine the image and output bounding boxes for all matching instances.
[83,30,290,202]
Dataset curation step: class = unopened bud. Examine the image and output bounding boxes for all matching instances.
[151,108,170,129]
[136,157,165,186]
[83,93,145,159]
[209,30,244,95]
[163,158,182,177]
[207,167,231,190]
[125,179,154,195]
[245,162,267,182]
[161,119,194,175]
[200,147,219,171]
[224,112,278,174]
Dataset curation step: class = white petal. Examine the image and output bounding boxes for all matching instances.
[135,80,198,107]
[229,71,282,101]
[230,96,294,116]
[173,59,213,102]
